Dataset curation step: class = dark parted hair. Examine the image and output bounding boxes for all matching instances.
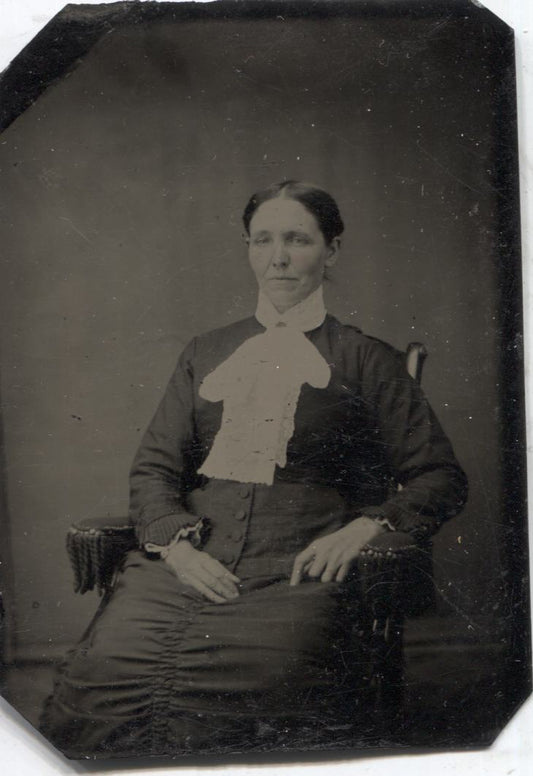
[242,180,345,244]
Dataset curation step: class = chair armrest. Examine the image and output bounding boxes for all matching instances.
[66,518,433,616]
[357,531,433,619]
[66,517,137,595]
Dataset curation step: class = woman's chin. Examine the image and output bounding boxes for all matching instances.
[263,289,307,313]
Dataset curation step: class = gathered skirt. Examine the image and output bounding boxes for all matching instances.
[41,480,371,759]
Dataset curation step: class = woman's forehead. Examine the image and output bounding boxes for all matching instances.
[249,198,319,233]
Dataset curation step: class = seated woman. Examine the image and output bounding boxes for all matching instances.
[41,180,467,758]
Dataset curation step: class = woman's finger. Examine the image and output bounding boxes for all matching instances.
[223,570,241,583]
[320,555,341,583]
[168,551,240,597]
[200,559,240,597]
[203,555,241,584]
[290,547,316,586]
[321,544,349,581]
[335,562,351,582]
[193,568,239,600]
[183,568,233,602]
[191,577,228,604]
[289,562,303,587]
[174,562,235,601]
[207,572,240,599]
[168,559,235,598]
[306,551,329,579]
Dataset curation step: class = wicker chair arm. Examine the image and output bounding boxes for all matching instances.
[357,531,433,619]
[66,517,433,617]
[67,517,137,595]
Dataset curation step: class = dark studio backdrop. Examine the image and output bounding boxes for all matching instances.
[0,0,529,739]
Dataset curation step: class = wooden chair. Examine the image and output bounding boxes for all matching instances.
[65,342,432,736]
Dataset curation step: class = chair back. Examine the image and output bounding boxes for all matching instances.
[406,342,428,384]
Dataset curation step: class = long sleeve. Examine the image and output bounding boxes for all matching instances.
[129,316,468,546]
[356,339,468,539]
[129,337,203,546]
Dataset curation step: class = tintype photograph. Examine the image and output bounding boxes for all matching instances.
[0,0,530,765]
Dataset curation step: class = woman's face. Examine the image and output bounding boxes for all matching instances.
[247,198,339,313]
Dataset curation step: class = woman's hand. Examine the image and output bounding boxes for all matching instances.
[164,540,240,604]
[290,516,386,586]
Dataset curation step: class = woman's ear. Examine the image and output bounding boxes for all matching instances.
[325,237,340,267]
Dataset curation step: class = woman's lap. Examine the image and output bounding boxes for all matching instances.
[41,549,361,756]
[58,550,354,690]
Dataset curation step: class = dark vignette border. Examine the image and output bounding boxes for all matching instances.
[0,0,529,755]
[0,1,513,133]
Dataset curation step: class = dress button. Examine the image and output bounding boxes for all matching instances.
[235,509,247,521]
[239,486,250,498]
[223,552,235,564]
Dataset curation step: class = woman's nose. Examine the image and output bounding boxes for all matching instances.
[271,242,290,268]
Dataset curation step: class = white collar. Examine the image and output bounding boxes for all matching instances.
[255,285,327,332]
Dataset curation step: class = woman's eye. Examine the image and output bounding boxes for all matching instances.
[252,236,271,246]
[289,235,310,245]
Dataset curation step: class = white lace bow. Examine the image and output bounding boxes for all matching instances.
[198,287,331,485]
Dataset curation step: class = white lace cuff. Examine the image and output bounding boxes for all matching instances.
[371,515,395,532]
[144,518,204,558]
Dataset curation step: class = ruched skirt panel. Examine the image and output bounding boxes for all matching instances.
[41,480,368,758]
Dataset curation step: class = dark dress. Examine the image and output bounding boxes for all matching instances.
[41,314,467,758]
